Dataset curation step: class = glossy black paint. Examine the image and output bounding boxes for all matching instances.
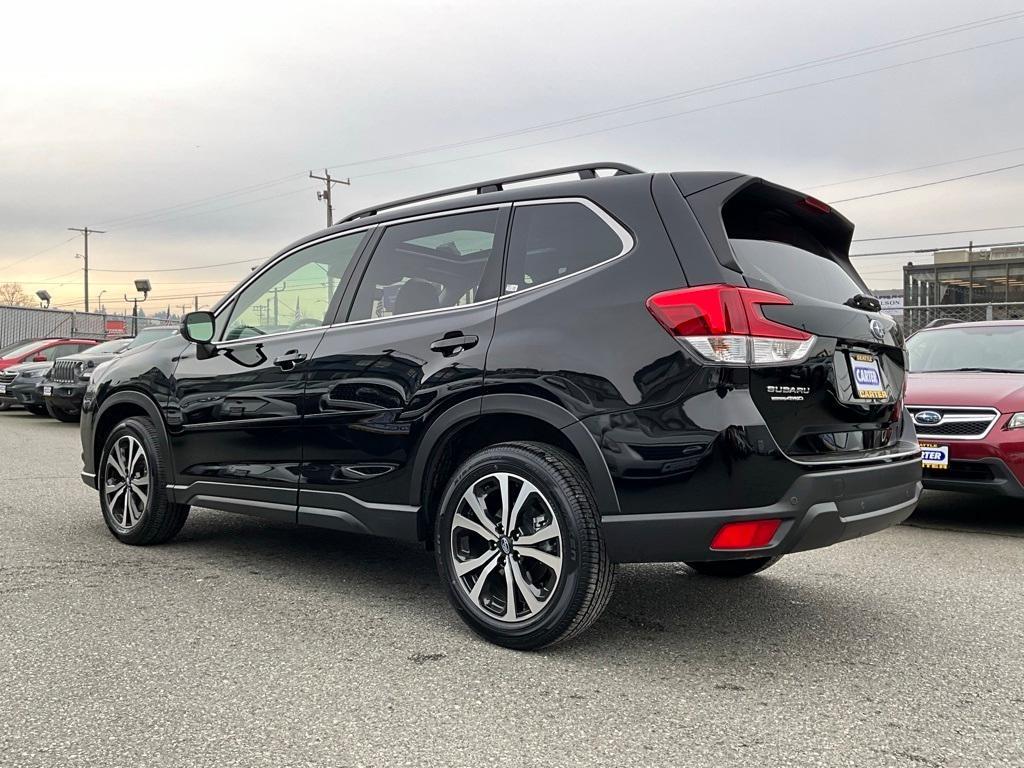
[80,168,921,563]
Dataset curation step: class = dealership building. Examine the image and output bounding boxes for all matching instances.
[901,245,1024,332]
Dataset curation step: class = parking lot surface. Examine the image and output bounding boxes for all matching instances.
[1,409,1022,768]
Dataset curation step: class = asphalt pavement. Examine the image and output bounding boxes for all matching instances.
[1,408,1022,767]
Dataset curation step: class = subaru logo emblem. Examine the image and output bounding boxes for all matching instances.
[914,410,942,426]
[869,319,886,341]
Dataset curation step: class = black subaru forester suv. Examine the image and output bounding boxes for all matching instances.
[80,163,921,649]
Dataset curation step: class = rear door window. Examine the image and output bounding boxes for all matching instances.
[504,202,624,293]
[348,209,500,322]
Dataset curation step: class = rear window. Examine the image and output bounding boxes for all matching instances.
[730,239,864,305]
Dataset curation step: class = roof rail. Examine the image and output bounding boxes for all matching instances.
[340,162,644,223]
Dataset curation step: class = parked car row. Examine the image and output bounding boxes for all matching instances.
[0,327,179,421]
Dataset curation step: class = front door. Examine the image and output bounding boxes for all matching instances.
[167,230,369,520]
[299,207,507,538]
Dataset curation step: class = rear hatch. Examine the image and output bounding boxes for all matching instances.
[682,177,911,462]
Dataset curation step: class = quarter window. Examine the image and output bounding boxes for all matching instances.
[504,202,623,293]
[222,231,366,340]
[348,210,499,322]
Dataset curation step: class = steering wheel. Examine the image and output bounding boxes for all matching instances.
[287,317,322,332]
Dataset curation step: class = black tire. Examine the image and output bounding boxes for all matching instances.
[0,401,11,411]
[435,441,615,650]
[98,416,189,545]
[45,401,80,422]
[26,404,49,416]
[685,556,781,578]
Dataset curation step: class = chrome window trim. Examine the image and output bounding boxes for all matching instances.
[208,203,511,345]
[498,197,636,301]
[906,405,1001,440]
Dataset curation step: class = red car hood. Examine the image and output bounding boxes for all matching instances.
[906,372,1024,412]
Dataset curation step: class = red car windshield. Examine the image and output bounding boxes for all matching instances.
[907,325,1024,373]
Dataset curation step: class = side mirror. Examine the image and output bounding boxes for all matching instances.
[32,354,47,362]
[181,311,216,344]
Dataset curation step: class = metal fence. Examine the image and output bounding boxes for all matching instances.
[0,305,170,348]
[903,302,1024,334]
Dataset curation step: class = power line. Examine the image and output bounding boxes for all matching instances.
[808,145,1024,190]
[81,12,1024,233]
[0,235,78,273]
[851,239,1024,258]
[93,171,307,229]
[91,258,263,274]
[321,10,1024,175]
[342,34,1024,185]
[853,224,1024,242]
[829,162,1024,203]
[109,185,311,232]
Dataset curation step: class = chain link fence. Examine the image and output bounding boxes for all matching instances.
[903,302,1024,334]
[0,305,171,348]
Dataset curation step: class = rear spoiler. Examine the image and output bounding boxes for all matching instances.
[674,173,855,274]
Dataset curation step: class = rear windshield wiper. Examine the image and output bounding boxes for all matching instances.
[927,367,1024,374]
[843,293,882,312]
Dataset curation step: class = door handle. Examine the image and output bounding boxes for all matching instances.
[273,350,308,371]
[430,333,479,357]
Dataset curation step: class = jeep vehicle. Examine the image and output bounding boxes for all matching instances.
[80,163,921,649]
[44,327,178,422]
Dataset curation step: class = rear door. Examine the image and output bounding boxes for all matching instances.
[686,178,910,461]
[298,206,507,538]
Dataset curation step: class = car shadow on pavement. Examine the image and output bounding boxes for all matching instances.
[908,490,1024,538]
[132,508,909,661]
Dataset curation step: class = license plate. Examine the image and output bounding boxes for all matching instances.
[850,353,886,400]
[42,385,52,396]
[920,443,949,470]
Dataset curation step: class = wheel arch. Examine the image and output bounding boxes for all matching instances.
[412,394,620,543]
[93,390,174,480]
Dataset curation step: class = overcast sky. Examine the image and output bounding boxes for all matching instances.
[2,0,1023,312]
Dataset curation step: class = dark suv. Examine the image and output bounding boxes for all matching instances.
[80,163,921,649]
[44,327,179,421]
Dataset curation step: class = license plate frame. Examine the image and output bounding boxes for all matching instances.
[849,353,887,400]
[920,442,949,470]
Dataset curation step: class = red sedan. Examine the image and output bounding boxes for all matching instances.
[905,320,1024,498]
[0,337,97,371]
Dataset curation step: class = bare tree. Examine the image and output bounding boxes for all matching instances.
[0,282,34,307]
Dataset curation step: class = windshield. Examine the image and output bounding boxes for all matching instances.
[125,327,177,350]
[906,325,1024,373]
[0,340,45,359]
[730,239,864,305]
[82,339,130,356]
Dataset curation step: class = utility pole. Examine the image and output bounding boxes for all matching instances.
[309,169,350,227]
[69,227,105,312]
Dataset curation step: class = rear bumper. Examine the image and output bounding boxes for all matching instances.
[602,456,922,563]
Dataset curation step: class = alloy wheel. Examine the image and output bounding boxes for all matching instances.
[450,472,563,623]
[104,435,150,531]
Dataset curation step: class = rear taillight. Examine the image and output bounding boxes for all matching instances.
[646,284,816,365]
